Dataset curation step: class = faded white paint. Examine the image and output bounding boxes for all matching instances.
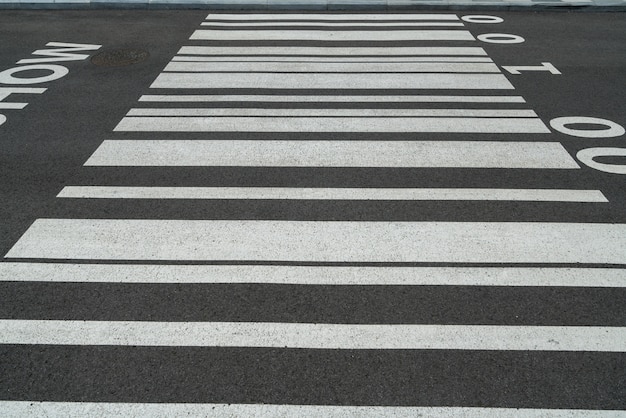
[204,13,461,20]
[150,73,513,89]
[114,117,547,133]
[162,61,500,73]
[138,94,524,103]
[58,186,606,202]
[177,46,487,55]
[190,30,475,42]
[0,320,624,351]
[125,108,536,117]
[85,141,575,168]
[6,220,625,263]
[1,402,622,418]
[201,22,466,27]
[171,56,494,62]
[1,263,623,287]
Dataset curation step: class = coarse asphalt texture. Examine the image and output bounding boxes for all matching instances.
[0,9,625,416]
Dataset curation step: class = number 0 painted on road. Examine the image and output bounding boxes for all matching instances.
[462,15,504,24]
[550,117,625,138]
[576,148,626,175]
[477,34,525,44]
[551,117,626,174]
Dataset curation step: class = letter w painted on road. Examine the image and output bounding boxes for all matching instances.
[16,42,102,64]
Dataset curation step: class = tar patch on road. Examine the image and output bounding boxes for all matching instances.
[91,49,150,67]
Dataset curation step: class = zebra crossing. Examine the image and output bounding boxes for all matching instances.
[1,12,625,416]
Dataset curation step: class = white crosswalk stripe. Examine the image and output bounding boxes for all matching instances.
[200,21,467,27]
[1,402,622,418]
[150,72,515,89]
[177,45,489,55]
[162,61,501,72]
[1,263,622,286]
[9,220,626,263]
[2,320,624,351]
[138,93,525,102]
[189,29,476,41]
[202,13,463,20]
[56,186,608,202]
[2,12,624,414]
[85,140,573,167]
[171,56,495,62]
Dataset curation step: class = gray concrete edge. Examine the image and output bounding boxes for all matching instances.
[1,1,625,10]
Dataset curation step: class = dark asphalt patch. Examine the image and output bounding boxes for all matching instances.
[91,48,150,67]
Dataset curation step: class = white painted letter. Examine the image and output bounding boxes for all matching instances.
[17,42,102,64]
[0,114,6,126]
[503,62,561,75]
[577,148,626,175]
[477,33,525,44]
[462,15,504,24]
[0,65,69,85]
[550,117,625,138]
[0,87,46,109]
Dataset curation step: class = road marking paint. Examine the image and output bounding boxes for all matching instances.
[150,73,513,90]
[171,56,495,62]
[204,13,461,21]
[138,94,524,103]
[114,116,547,133]
[0,402,621,417]
[58,186,605,202]
[190,30,475,42]
[201,22,466,27]
[1,263,623,287]
[0,103,28,109]
[162,61,500,73]
[0,320,623,351]
[177,46,487,56]
[0,87,46,109]
[7,220,624,264]
[126,108,537,117]
[85,141,575,168]
[114,116,548,133]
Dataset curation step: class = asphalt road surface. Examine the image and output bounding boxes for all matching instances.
[0,10,625,416]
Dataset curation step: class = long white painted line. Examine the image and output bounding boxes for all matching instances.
[177,46,487,56]
[85,141,575,168]
[150,73,513,90]
[138,94,525,103]
[172,56,495,62]
[1,402,622,418]
[204,13,461,20]
[126,109,537,118]
[1,263,624,287]
[190,30,475,42]
[0,103,27,109]
[162,61,500,73]
[0,86,46,108]
[1,320,624,351]
[114,117,547,133]
[7,220,625,264]
[201,21,465,27]
[58,186,605,202]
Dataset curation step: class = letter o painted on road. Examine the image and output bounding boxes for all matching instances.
[477,33,525,44]
[0,64,69,85]
[550,116,625,138]
[577,147,626,174]
[462,15,504,24]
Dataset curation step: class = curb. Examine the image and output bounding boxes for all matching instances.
[1,1,625,10]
